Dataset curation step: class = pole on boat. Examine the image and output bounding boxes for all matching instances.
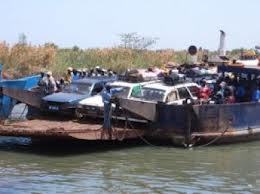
[185,104,193,147]
[0,64,2,80]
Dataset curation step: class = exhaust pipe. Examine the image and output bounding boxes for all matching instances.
[218,30,226,57]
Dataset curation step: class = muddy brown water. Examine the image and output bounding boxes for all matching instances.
[0,136,260,194]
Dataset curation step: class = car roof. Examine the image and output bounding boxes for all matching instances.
[143,82,199,91]
[109,80,160,88]
[72,76,117,84]
[109,81,139,87]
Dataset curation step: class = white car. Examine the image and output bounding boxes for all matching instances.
[76,81,157,118]
[133,82,200,104]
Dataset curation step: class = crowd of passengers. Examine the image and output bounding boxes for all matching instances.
[38,64,260,104]
[37,66,116,95]
[198,74,260,104]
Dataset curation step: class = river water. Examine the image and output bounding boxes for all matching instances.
[1,137,260,194]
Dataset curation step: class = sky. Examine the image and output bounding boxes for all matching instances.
[0,0,259,50]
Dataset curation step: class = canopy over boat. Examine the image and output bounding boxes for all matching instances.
[218,64,260,75]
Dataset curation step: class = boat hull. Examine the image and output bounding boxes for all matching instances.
[144,102,260,146]
[0,75,40,119]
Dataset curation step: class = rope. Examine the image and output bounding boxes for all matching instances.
[18,104,28,120]
[7,104,28,121]
[193,124,230,148]
[125,117,158,147]
[116,108,158,147]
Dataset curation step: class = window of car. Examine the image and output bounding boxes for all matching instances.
[136,88,165,102]
[187,86,200,97]
[177,87,191,99]
[110,86,130,98]
[166,91,178,103]
[92,83,104,95]
[64,83,92,95]
[130,85,142,98]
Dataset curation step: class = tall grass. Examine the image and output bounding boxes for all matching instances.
[0,41,56,78]
[52,48,178,76]
[0,42,178,78]
[0,41,254,78]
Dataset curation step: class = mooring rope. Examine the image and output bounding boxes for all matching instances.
[193,123,230,148]
[115,107,159,147]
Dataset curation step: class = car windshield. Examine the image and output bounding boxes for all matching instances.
[110,86,130,98]
[138,88,165,102]
[63,83,92,95]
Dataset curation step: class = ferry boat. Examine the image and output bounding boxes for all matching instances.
[119,64,260,146]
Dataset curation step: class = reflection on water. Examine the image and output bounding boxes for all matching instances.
[0,137,260,194]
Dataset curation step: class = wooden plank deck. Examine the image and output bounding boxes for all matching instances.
[0,118,145,141]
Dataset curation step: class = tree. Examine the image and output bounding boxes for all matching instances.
[72,45,80,52]
[119,32,158,50]
[18,33,27,45]
[44,42,58,49]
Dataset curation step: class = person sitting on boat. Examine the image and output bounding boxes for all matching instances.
[77,69,83,79]
[56,77,65,92]
[101,84,123,133]
[213,81,227,104]
[46,71,57,94]
[64,67,73,84]
[38,71,48,94]
[107,69,114,77]
[95,66,102,76]
[88,68,95,77]
[224,87,236,104]
[235,79,246,102]
[72,68,80,80]
[214,91,224,104]
[82,68,87,78]
[252,85,260,102]
[199,80,211,103]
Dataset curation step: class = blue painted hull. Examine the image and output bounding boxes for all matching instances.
[0,75,40,119]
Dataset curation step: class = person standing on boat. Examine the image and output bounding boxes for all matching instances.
[46,71,57,94]
[101,84,123,134]
[252,85,260,102]
[199,80,211,103]
[235,79,246,102]
[65,67,73,84]
[72,68,80,80]
[38,71,49,94]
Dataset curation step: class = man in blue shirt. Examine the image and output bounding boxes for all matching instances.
[252,85,260,102]
[101,85,123,132]
[72,69,80,81]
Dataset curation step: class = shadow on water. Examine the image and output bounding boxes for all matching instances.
[1,135,260,157]
[0,136,174,157]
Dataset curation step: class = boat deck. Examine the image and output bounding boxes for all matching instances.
[0,117,145,141]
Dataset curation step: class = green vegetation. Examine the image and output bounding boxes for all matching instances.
[0,33,258,78]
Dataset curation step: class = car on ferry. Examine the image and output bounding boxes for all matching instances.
[76,81,150,119]
[41,76,117,115]
[133,81,200,104]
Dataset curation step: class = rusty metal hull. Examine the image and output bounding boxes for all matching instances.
[0,119,145,141]
[153,102,260,146]
[119,98,157,121]
[2,87,43,108]
[191,127,260,145]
